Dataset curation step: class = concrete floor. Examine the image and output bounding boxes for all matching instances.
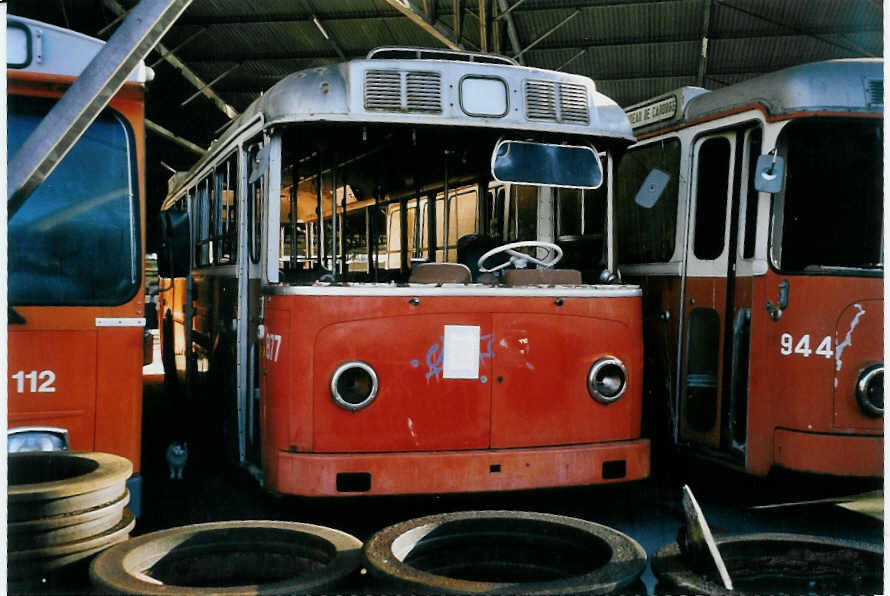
[136,351,883,594]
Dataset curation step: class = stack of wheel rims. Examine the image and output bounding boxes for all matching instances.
[8,451,136,592]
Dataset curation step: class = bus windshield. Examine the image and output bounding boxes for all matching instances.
[774,119,882,273]
[8,95,140,305]
[280,123,610,279]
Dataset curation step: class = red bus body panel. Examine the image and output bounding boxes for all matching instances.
[262,292,648,496]
[746,271,882,476]
[7,77,146,474]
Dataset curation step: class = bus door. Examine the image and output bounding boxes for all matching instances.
[679,126,760,458]
[240,138,271,469]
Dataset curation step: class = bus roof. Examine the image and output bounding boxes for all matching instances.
[179,50,633,187]
[7,15,151,84]
[627,58,883,135]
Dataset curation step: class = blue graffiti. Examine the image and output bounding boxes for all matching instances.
[425,338,444,381]
[480,334,494,364]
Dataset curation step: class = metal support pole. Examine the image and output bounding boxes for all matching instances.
[180,63,241,107]
[697,0,712,86]
[479,0,488,53]
[442,150,451,262]
[340,175,348,274]
[8,0,193,217]
[145,118,206,156]
[316,151,324,269]
[453,0,464,44]
[330,157,338,280]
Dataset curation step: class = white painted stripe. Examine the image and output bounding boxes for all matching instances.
[95,317,146,327]
[265,283,640,298]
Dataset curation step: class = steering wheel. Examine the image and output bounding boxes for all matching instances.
[478,241,563,273]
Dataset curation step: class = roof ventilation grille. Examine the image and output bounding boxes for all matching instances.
[865,78,883,107]
[559,82,590,124]
[526,80,558,121]
[364,69,401,111]
[406,71,442,113]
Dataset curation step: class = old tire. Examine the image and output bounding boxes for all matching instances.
[8,451,131,521]
[90,520,363,595]
[9,509,135,581]
[652,532,882,595]
[363,510,647,595]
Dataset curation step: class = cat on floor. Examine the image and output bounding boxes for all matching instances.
[165,441,188,480]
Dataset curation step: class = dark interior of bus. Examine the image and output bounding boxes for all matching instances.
[277,123,618,285]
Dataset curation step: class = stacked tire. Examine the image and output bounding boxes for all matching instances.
[8,451,136,593]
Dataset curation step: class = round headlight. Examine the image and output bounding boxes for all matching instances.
[587,357,627,404]
[856,363,883,418]
[331,361,379,411]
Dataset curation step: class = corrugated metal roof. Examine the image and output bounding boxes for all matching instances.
[8,0,881,211]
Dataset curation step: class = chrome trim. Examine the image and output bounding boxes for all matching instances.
[330,361,379,411]
[856,363,883,418]
[8,426,70,451]
[587,357,628,404]
[263,283,642,298]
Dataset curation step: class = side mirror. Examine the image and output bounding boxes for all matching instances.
[753,152,785,193]
[158,211,191,278]
[633,168,670,208]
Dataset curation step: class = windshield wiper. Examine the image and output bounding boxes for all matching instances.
[9,307,26,325]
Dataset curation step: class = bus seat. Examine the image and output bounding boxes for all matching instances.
[457,234,504,279]
[409,262,472,284]
[504,268,582,286]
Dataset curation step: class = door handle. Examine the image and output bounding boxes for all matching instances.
[766,279,789,321]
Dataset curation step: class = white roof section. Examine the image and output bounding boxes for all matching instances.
[627,59,882,134]
[7,15,151,84]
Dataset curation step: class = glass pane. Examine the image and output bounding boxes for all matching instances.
[742,129,762,259]
[8,96,139,305]
[693,137,731,260]
[615,139,681,264]
[777,120,882,271]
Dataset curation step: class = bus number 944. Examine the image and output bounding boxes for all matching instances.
[780,333,832,358]
[11,370,57,393]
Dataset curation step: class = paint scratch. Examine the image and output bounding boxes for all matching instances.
[835,304,866,373]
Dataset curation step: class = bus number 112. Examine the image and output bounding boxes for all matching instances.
[11,370,57,393]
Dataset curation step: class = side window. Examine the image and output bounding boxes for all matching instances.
[247,145,264,265]
[216,154,238,264]
[615,138,681,264]
[387,205,400,268]
[741,129,762,259]
[507,186,537,242]
[693,137,731,260]
[193,184,212,267]
[456,190,477,239]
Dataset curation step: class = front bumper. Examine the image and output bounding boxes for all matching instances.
[773,428,882,477]
[273,439,650,496]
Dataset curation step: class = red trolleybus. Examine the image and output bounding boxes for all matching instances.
[616,59,882,477]
[7,16,151,511]
[158,47,650,496]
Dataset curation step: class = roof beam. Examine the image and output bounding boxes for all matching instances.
[514,9,580,61]
[715,0,878,57]
[497,0,525,65]
[102,0,239,119]
[696,0,712,86]
[9,0,193,214]
[453,0,464,44]
[145,119,206,156]
[302,0,346,60]
[383,0,462,50]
